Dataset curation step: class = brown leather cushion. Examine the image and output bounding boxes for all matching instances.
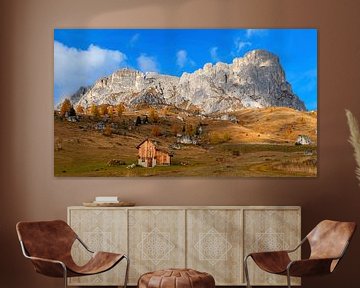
[138,269,215,288]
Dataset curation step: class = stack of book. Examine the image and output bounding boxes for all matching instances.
[83,196,135,207]
[93,196,119,204]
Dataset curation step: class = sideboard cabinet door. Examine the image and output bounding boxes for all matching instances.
[128,209,186,284]
[243,208,301,286]
[68,208,127,286]
[186,209,243,285]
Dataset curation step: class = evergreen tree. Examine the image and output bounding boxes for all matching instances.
[68,106,76,117]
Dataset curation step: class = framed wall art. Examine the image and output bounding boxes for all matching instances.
[54,28,317,177]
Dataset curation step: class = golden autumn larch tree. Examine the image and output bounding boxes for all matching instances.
[60,99,72,117]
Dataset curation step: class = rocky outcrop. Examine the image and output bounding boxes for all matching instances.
[63,49,306,114]
[73,69,178,108]
[295,135,312,145]
[56,86,91,110]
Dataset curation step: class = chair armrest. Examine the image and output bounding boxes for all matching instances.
[76,236,94,253]
[285,237,307,253]
[19,240,67,277]
[247,250,290,259]
[287,258,336,277]
[26,255,65,266]
[25,255,67,278]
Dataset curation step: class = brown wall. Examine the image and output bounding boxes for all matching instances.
[1,0,360,287]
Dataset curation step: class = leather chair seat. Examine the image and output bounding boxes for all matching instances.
[250,251,291,274]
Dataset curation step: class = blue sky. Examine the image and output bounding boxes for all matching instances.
[54,29,317,110]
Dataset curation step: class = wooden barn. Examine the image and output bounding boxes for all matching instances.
[136,139,172,168]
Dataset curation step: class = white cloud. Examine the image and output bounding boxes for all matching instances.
[234,39,252,53]
[176,50,187,68]
[137,54,159,72]
[130,33,140,46]
[245,29,268,38]
[54,41,127,101]
[210,47,219,62]
[176,49,195,68]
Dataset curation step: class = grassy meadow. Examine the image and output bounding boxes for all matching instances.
[54,106,317,177]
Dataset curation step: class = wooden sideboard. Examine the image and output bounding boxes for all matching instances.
[67,206,301,286]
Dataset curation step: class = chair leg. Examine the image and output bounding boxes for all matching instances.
[62,264,68,288]
[244,255,252,288]
[123,255,130,288]
[286,269,291,288]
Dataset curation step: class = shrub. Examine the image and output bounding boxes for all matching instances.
[90,104,99,117]
[116,103,125,117]
[171,124,181,136]
[135,116,142,126]
[107,159,125,166]
[151,126,162,137]
[223,132,231,142]
[103,124,112,137]
[108,106,114,117]
[98,104,109,116]
[299,117,306,124]
[149,107,159,123]
[55,138,63,151]
[76,105,85,114]
[185,123,195,136]
[208,131,232,145]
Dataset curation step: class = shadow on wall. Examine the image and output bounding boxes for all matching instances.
[86,0,283,27]
[86,0,191,27]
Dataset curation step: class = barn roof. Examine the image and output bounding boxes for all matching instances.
[136,138,150,149]
[136,138,173,156]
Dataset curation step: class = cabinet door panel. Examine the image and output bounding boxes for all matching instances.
[128,209,186,284]
[187,209,243,285]
[244,209,301,286]
[68,209,127,286]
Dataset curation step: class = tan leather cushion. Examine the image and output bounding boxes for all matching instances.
[138,269,215,288]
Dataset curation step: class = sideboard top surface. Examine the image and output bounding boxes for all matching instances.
[68,205,301,210]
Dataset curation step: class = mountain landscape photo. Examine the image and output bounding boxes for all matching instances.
[54,29,317,177]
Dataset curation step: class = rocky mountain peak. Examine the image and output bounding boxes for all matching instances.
[64,49,306,113]
[244,49,279,62]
